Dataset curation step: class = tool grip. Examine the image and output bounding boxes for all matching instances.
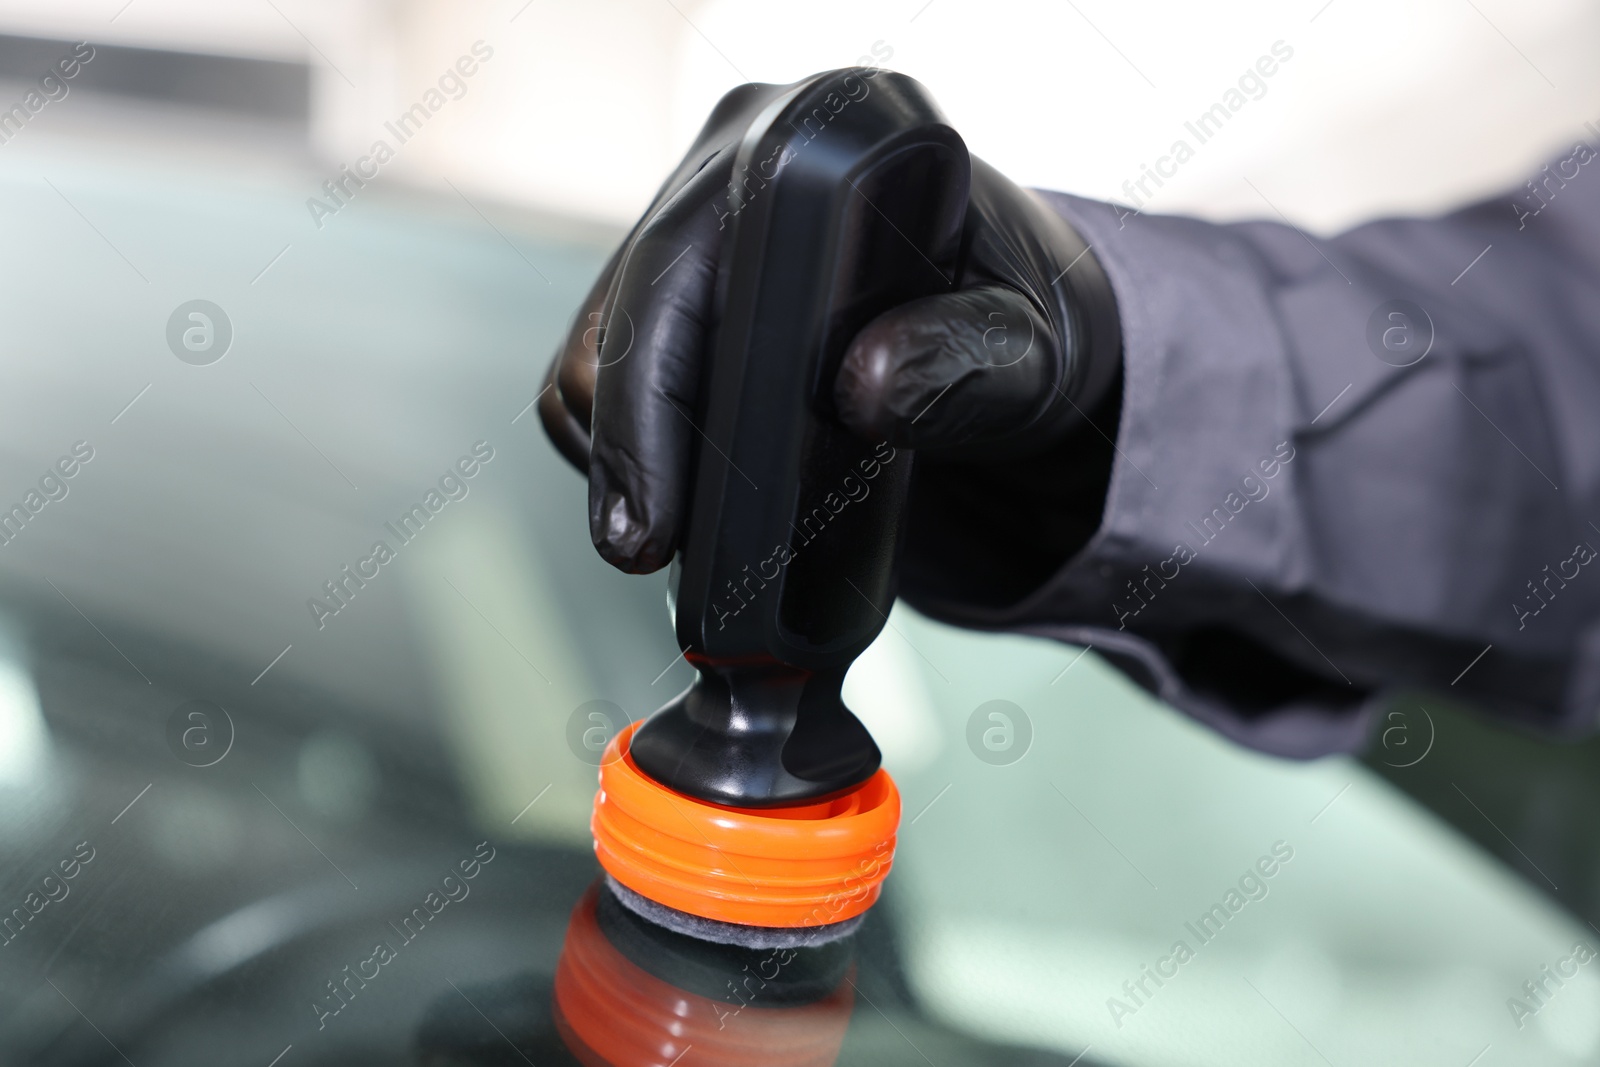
[633,68,970,805]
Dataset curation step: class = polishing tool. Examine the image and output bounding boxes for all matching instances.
[590,67,971,948]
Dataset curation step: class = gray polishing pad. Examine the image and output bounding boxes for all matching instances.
[603,875,865,949]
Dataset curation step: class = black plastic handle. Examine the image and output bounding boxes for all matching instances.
[629,68,971,806]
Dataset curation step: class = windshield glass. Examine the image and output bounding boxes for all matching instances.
[0,8,1595,1067]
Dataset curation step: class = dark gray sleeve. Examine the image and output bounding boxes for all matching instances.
[929,145,1600,759]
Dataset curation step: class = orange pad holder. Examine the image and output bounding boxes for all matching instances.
[592,721,900,929]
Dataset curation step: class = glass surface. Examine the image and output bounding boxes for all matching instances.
[1,118,1598,1067]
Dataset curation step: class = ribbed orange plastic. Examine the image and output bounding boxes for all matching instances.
[591,721,899,929]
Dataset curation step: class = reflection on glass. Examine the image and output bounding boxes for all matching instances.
[0,624,48,789]
[415,880,858,1066]
[552,882,856,1067]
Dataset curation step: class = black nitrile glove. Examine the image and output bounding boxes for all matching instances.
[540,71,1123,613]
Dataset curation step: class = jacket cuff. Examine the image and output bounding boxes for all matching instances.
[906,191,1372,758]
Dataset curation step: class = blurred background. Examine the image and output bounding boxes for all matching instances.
[0,1,1597,1065]
[5,0,1597,228]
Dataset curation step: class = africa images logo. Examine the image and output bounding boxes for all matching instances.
[1106,841,1294,1029]
[311,841,496,1029]
[166,300,233,365]
[306,41,494,230]
[307,442,494,630]
[0,41,95,147]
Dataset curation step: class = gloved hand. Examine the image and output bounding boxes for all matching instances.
[540,71,1123,611]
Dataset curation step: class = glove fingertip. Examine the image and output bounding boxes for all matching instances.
[835,320,904,444]
[588,474,675,575]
